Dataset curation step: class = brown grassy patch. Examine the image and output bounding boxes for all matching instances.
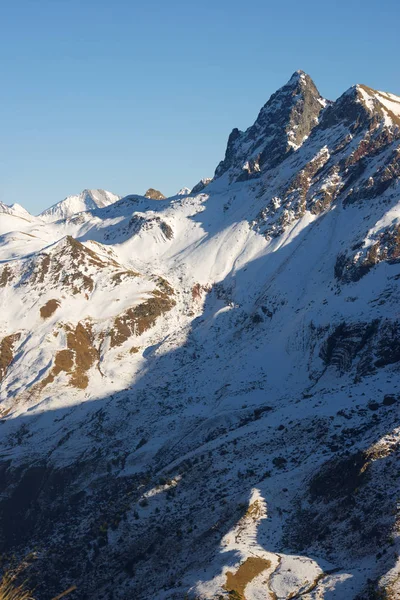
[129,346,140,354]
[67,323,98,388]
[224,557,271,600]
[245,499,263,520]
[40,299,60,319]
[0,575,34,600]
[0,265,13,287]
[0,334,21,381]
[192,283,202,300]
[40,322,98,390]
[40,349,74,387]
[111,270,140,285]
[110,284,176,348]
[0,573,76,600]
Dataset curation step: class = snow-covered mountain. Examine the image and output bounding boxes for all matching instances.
[0,72,400,600]
[39,188,120,222]
[0,201,40,235]
[0,201,33,219]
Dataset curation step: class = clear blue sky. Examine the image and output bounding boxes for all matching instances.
[0,0,399,214]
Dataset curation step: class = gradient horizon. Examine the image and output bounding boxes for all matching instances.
[0,0,399,213]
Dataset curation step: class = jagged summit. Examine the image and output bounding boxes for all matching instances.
[284,69,315,90]
[176,187,191,196]
[214,72,400,187]
[287,68,308,82]
[214,70,327,182]
[320,81,400,133]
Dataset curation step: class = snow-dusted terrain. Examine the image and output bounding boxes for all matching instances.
[0,71,399,600]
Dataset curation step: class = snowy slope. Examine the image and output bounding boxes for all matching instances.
[0,72,399,600]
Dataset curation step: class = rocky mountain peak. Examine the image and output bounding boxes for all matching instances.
[144,188,166,200]
[176,187,191,196]
[286,68,308,84]
[214,71,327,181]
[320,83,400,133]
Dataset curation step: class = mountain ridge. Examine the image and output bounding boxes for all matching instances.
[0,71,399,600]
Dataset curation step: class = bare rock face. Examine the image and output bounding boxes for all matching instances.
[335,223,400,283]
[190,178,212,194]
[214,70,327,182]
[144,188,166,200]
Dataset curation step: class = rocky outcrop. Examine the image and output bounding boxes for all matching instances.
[335,223,400,283]
[110,278,176,347]
[251,80,400,243]
[127,215,173,240]
[144,188,166,200]
[191,178,212,194]
[317,319,400,380]
[0,333,21,381]
[40,322,98,390]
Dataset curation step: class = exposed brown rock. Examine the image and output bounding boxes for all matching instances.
[259,148,335,238]
[144,188,166,200]
[0,333,21,381]
[40,299,60,319]
[41,322,98,390]
[110,284,176,348]
[0,265,13,287]
[111,270,140,285]
[335,224,400,283]
[191,178,212,194]
[67,322,98,389]
[358,84,400,128]
[127,215,173,240]
[15,236,128,299]
[192,283,202,300]
[224,557,271,600]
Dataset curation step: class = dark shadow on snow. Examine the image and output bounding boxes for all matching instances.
[0,187,399,599]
